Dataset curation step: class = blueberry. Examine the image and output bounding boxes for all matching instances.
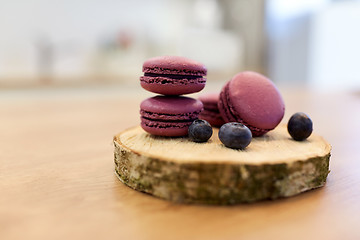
[218,122,252,149]
[287,112,313,141]
[188,119,213,142]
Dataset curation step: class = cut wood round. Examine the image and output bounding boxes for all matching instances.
[113,125,331,205]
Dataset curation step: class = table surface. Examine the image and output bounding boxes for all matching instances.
[1,85,360,240]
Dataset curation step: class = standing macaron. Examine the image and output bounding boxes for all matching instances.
[140,95,203,136]
[140,56,207,95]
[198,92,225,127]
[218,71,285,137]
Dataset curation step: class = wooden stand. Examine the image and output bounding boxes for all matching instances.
[114,125,331,204]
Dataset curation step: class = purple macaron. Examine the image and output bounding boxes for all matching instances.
[198,92,225,127]
[140,56,207,95]
[140,95,203,136]
[218,71,285,137]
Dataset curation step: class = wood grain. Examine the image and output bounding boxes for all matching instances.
[1,86,360,240]
[116,125,330,164]
[114,125,330,204]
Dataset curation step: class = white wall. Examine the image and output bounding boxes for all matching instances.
[309,1,360,90]
[266,0,360,91]
[0,0,243,84]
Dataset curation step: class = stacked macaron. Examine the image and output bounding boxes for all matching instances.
[139,57,285,141]
[139,56,207,136]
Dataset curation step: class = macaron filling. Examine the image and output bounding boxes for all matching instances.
[140,115,196,136]
[141,117,193,128]
[141,74,206,85]
[143,66,206,76]
[199,109,223,119]
[202,102,220,111]
[140,110,202,121]
[144,73,203,79]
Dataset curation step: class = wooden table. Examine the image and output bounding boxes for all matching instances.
[1,85,360,240]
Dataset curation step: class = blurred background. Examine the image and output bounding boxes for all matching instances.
[0,0,359,91]
[3,2,360,239]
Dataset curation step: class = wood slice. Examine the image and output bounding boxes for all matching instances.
[113,125,331,205]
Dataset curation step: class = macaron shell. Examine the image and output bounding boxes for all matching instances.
[218,72,285,136]
[198,92,225,127]
[140,96,203,115]
[198,92,221,111]
[228,72,285,130]
[140,76,206,95]
[143,56,207,76]
[201,102,219,111]
[199,110,225,127]
[218,84,269,136]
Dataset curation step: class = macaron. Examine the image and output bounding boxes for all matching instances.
[198,92,225,127]
[140,95,203,136]
[218,71,285,137]
[140,56,207,95]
